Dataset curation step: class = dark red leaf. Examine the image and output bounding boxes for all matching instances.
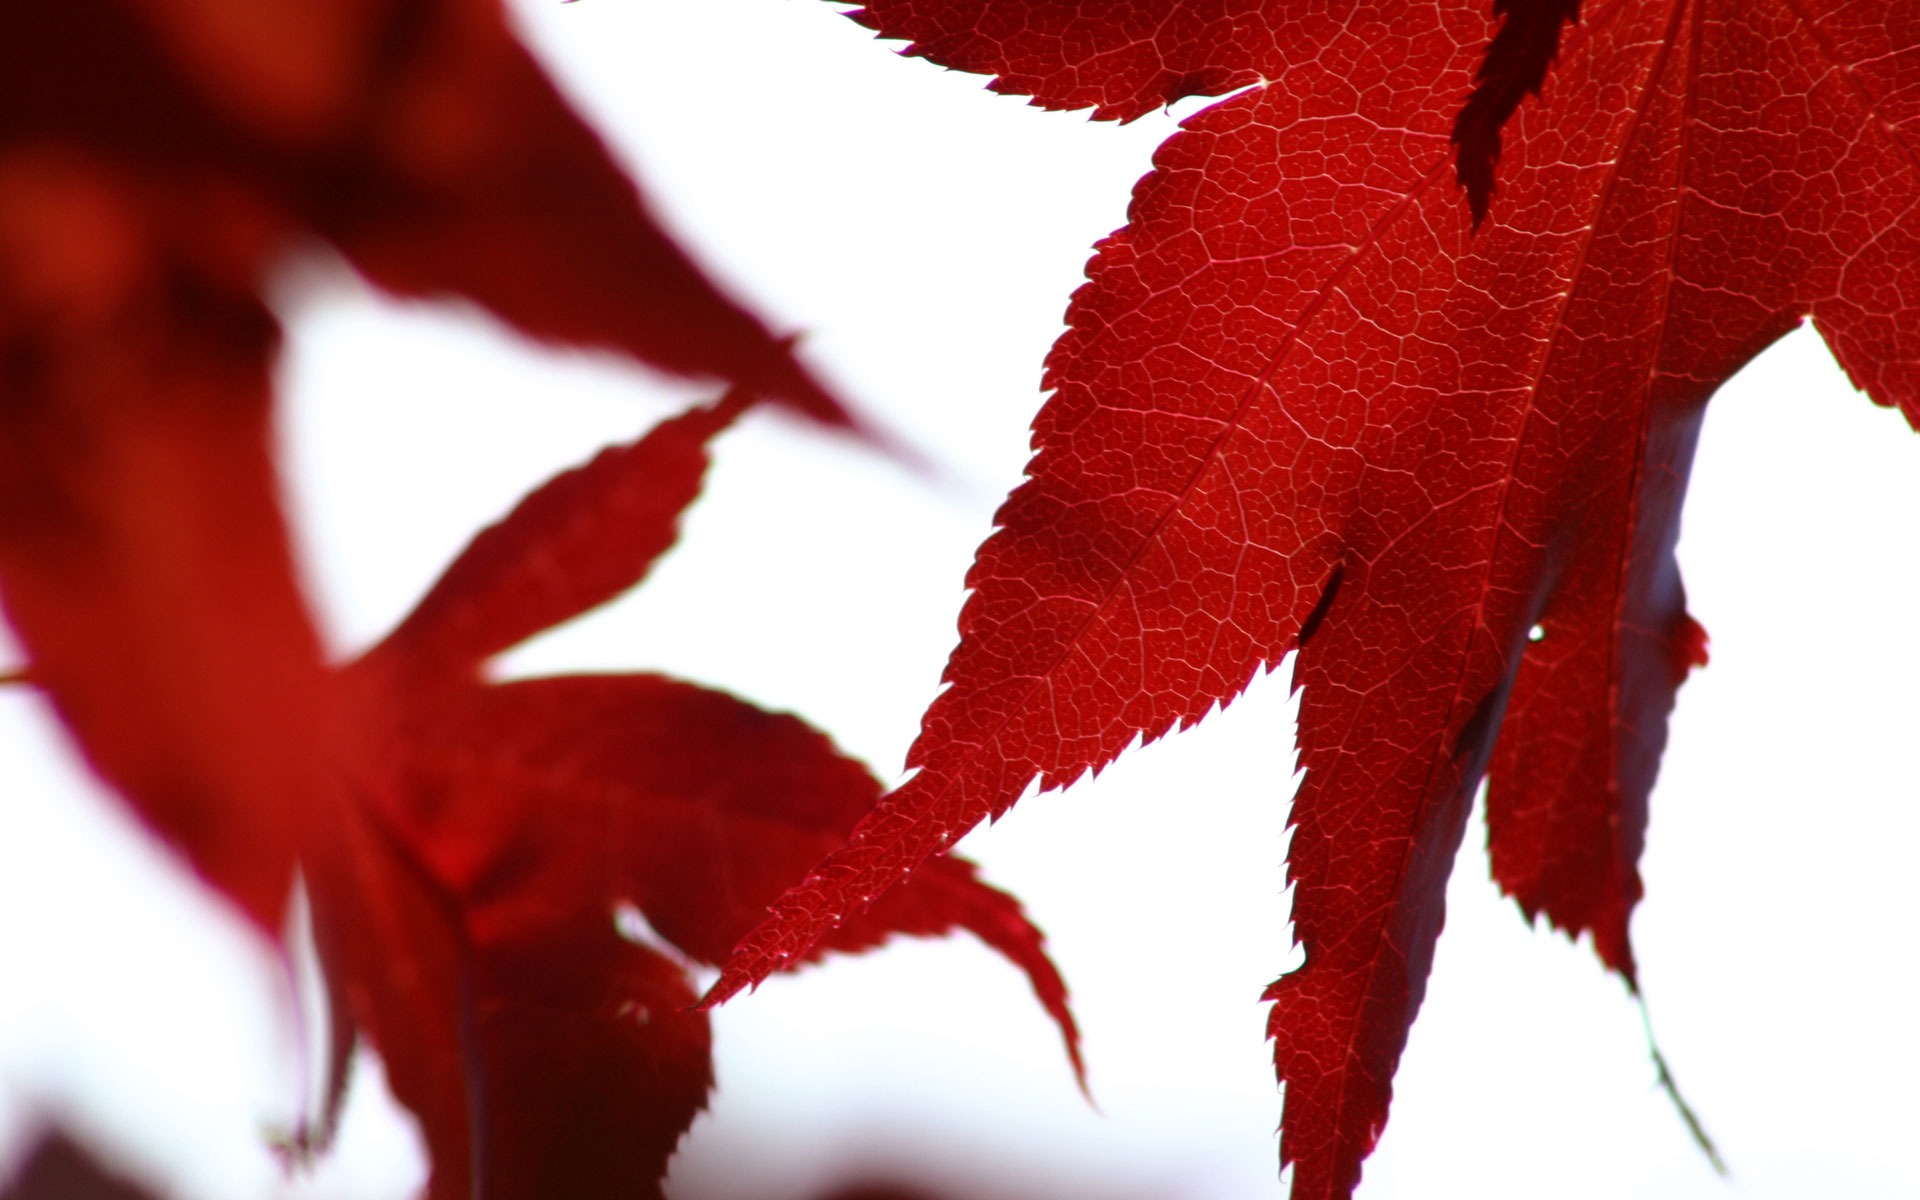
[307,795,478,1198]
[310,777,717,1200]
[718,1,1920,1195]
[1452,0,1585,226]
[469,926,711,1200]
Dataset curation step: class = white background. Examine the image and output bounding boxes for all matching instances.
[2,2,1917,1198]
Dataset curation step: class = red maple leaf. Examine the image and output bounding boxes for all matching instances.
[0,0,848,931]
[709,1,1920,1196]
[304,395,1080,1200]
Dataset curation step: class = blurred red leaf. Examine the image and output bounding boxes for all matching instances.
[3,0,845,419]
[0,154,329,928]
[307,399,1078,1199]
[713,1,1920,1196]
[371,396,747,684]
[0,0,851,929]
[3,6,1005,1197]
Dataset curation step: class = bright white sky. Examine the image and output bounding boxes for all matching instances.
[3,2,1917,1199]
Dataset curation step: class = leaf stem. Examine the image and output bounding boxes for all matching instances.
[1639,996,1728,1176]
[708,383,752,424]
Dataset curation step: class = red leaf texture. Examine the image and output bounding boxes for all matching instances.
[0,0,850,929]
[308,399,1080,1199]
[714,1,1920,1196]
[1453,0,1586,225]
